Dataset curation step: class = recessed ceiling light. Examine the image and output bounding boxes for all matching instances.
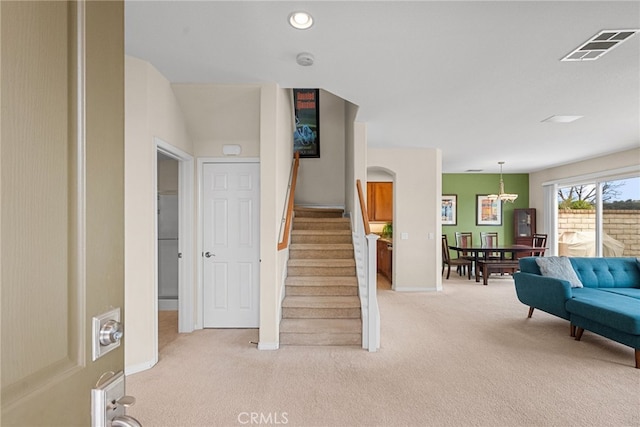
[542,115,584,123]
[289,12,313,30]
[561,29,639,61]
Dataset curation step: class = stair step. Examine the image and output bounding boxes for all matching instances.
[285,276,358,287]
[280,332,361,346]
[282,296,361,319]
[280,205,360,345]
[293,206,344,218]
[293,217,351,230]
[289,243,353,259]
[283,295,361,308]
[280,318,362,334]
[287,259,356,276]
[285,276,358,296]
[280,319,362,346]
[290,230,352,244]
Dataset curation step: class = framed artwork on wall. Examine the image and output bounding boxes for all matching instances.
[293,88,320,158]
[441,194,457,225]
[476,194,502,225]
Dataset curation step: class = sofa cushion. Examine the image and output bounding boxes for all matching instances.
[536,256,583,288]
[566,294,640,335]
[600,288,640,300]
[569,257,640,289]
[571,287,606,298]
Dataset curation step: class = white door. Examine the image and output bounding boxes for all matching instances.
[203,162,260,327]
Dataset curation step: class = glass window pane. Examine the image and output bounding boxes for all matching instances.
[603,177,640,257]
[557,184,596,256]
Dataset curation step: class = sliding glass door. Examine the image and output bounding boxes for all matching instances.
[602,176,640,257]
[555,176,639,257]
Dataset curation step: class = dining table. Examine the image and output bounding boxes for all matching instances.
[448,244,547,285]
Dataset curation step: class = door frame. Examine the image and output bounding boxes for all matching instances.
[154,137,195,334]
[197,157,260,329]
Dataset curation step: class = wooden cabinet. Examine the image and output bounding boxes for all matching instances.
[367,182,393,222]
[377,239,392,282]
[513,208,536,246]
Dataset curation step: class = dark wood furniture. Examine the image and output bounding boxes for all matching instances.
[454,231,474,275]
[367,182,393,222]
[442,235,472,280]
[448,244,546,285]
[377,238,392,281]
[531,234,548,256]
[514,208,536,245]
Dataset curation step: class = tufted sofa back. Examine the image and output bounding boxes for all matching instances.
[519,257,640,289]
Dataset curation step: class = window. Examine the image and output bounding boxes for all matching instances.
[553,175,639,257]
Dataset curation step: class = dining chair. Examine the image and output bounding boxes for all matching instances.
[531,233,548,257]
[442,235,472,280]
[479,231,513,276]
[454,231,474,275]
[480,231,500,259]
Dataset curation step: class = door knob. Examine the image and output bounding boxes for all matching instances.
[99,319,123,346]
[204,252,215,258]
[111,415,142,427]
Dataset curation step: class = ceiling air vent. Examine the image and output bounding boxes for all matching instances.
[561,29,639,61]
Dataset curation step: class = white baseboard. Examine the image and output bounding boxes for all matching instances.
[125,357,157,376]
[158,298,178,311]
[258,342,279,350]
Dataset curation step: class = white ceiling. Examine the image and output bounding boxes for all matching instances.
[125,1,640,173]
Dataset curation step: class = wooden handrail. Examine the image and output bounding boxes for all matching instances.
[278,152,300,250]
[356,179,371,235]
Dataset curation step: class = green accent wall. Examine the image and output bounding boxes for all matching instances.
[442,173,530,246]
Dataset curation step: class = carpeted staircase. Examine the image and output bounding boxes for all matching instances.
[280,207,362,346]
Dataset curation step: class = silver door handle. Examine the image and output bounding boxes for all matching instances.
[205,252,215,258]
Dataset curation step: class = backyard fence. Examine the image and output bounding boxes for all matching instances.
[558,209,640,257]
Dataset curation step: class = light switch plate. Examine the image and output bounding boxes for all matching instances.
[92,307,121,361]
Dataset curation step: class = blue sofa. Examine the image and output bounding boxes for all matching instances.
[513,257,640,368]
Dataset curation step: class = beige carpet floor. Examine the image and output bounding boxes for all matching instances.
[158,310,179,353]
[128,274,639,427]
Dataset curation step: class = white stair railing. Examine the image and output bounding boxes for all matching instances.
[352,180,380,352]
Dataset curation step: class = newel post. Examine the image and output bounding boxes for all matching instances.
[366,233,380,352]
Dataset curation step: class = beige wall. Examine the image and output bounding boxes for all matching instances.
[295,90,346,207]
[172,84,261,158]
[259,84,294,348]
[368,148,442,291]
[344,102,367,213]
[124,56,192,373]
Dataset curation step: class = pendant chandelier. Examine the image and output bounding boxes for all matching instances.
[487,161,518,203]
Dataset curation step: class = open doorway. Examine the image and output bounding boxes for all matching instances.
[154,137,195,360]
[366,167,395,290]
[157,152,179,350]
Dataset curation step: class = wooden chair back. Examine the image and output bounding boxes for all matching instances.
[532,233,548,257]
[442,235,452,263]
[455,231,473,257]
[480,231,499,258]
